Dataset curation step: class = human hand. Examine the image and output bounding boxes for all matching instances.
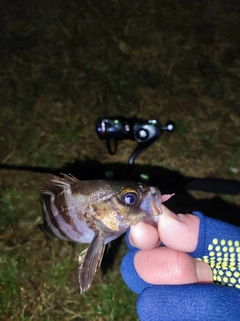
[121,205,240,320]
[128,205,212,285]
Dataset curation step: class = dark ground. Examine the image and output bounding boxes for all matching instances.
[0,0,240,320]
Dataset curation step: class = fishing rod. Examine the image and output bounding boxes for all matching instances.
[1,161,240,195]
[1,117,239,195]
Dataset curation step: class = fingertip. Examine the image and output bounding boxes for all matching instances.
[130,222,160,250]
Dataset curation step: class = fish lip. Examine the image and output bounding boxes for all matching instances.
[150,187,162,215]
[140,186,162,216]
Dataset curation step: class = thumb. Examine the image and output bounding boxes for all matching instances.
[158,205,200,252]
[134,246,212,285]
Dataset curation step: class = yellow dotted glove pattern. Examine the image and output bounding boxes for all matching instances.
[200,238,240,288]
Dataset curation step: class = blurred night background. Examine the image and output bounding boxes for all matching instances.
[0,0,240,320]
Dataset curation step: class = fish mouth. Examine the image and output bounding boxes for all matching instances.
[140,186,162,217]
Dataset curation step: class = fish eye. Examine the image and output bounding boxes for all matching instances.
[120,188,139,206]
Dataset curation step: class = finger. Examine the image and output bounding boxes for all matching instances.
[121,246,212,295]
[129,222,160,250]
[158,205,200,252]
[129,205,200,252]
[134,247,213,284]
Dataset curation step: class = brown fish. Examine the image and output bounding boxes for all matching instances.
[40,174,173,293]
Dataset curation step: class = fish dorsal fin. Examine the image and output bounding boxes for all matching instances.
[40,174,79,193]
[60,173,79,184]
[78,229,105,293]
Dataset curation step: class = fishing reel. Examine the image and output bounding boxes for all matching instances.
[96,117,175,165]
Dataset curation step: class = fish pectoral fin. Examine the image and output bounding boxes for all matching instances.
[78,230,105,294]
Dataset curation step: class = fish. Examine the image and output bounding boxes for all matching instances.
[40,173,173,293]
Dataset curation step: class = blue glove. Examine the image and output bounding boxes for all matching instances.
[120,212,240,321]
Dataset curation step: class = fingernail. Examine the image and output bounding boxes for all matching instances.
[160,205,183,222]
[196,259,213,282]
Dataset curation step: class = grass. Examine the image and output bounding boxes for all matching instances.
[0,256,21,318]
[0,0,240,320]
